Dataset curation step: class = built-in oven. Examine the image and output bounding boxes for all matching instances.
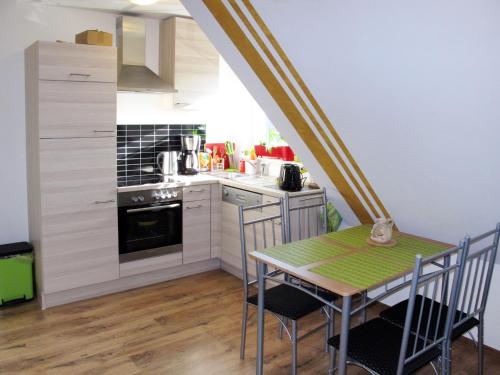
[118,188,183,263]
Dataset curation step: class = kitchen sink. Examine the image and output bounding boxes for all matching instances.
[207,171,276,185]
[207,171,247,180]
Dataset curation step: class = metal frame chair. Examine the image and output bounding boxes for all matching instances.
[283,188,339,344]
[284,188,328,243]
[379,224,500,374]
[328,240,469,375]
[450,224,500,373]
[238,198,334,375]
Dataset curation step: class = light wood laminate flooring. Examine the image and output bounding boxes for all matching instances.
[0,270,498,374]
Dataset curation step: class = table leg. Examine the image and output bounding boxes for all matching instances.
[338,295,352,375]
[442,255,451,298]
[256,262,266,375]
[361,291,367,323]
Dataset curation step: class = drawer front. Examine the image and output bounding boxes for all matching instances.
[38,41,117,83]
[288,195,324,241]
[183,199,211,264]
[41,203,118,293]
[119,252,182,278]
[289,194,323,209]
[183,184,211,202]
[39,80,116,138]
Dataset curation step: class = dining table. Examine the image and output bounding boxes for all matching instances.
[249,224,452,375]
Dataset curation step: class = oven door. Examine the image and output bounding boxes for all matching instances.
[118,201,182,262]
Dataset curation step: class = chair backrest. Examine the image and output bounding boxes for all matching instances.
[453,223,500,330]
[238,199,286,299]
[397,240,469,374]
[284,188,328,242]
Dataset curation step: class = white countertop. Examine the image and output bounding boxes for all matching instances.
[116,174,219,193]
[117,172,322,198]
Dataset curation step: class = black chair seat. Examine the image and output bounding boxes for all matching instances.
[328,318,441,375]
[247,284,333,321]
[379,295,479,340]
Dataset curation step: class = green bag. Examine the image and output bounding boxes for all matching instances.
[323,202,343,233]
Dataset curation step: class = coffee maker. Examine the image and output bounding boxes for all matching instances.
[178,135,200,175]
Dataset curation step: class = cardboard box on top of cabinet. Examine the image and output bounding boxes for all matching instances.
[75,30,113,46]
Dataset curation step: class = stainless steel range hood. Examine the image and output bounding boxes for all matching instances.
[117,16,175,93]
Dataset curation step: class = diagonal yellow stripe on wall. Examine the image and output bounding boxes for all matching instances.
[240,0,392,222]
[202,0,373,224]
[228,0,382,221]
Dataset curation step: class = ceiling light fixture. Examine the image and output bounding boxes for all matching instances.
[129,0,159,6]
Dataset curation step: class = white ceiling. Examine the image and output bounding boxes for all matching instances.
[36,0,190,18]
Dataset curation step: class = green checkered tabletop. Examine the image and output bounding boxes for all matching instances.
[323,224,373,249]
[259,237,349,267]
[254,225,450,295]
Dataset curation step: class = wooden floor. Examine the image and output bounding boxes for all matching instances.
[0,270,499,374]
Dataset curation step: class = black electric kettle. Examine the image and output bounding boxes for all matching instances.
[278,163,303,191]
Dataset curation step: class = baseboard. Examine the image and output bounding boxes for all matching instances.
[221,260,243,280]
[42,258,221,309]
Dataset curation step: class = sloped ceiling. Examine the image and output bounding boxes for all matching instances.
[181,0,500,350]
[181,0,500,241]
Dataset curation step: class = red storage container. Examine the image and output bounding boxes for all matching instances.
[254,145,270,157]
[254,145,295,161]
[281,146,295,161]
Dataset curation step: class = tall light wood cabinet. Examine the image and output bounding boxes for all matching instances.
[160,17,219,106]
[25,41,118,307]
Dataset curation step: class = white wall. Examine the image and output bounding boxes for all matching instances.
[182,0,500,349]
[0,0,289,246]
[0,1,117,244]
[0,2,203,243]
[117,58,271,153]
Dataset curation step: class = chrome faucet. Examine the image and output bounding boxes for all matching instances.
[244,158,266,177]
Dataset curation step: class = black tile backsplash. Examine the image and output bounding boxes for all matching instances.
[117,124,206,186]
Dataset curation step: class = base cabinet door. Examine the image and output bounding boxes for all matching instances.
[41,203,118,293]
[221,201,243,275]
[39,137,118,293]
[38,80,117,138]
[221,197,283,281]
[183,200,211,264]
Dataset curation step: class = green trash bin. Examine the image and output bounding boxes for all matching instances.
[0,242,34,306]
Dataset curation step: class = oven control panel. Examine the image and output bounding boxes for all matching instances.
[118,188,183,207]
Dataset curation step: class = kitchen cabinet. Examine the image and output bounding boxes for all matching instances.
[183,184,211,202]
[37,41,116,83]
[39,80,116,138]
[221,194,282,280]
[288,195,324,241]
[183,199,211,264]
[210,184,222,259]
[25,41,118,306]
[160,17,219,106]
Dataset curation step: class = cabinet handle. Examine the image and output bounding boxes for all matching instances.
[94,200,115,205]
[69,73,91,77]
[127,203,180,213]
[188,189,205,193]
[186,205,202,210]
[299,196,322,202]
[94,130,115,133]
